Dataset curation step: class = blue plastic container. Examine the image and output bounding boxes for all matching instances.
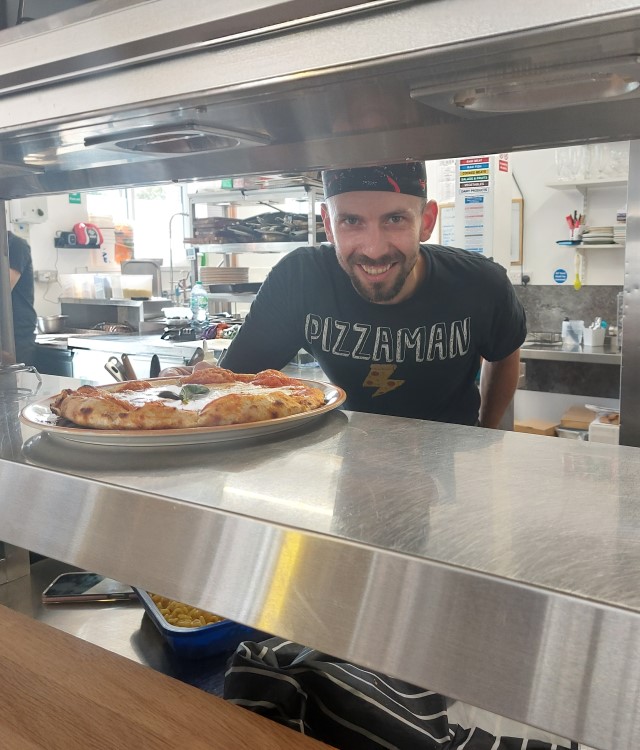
[134,588,261,659]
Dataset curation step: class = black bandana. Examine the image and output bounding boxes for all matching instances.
[322,162,427,199]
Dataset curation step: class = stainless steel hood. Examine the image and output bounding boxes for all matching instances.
[1,0,640,196]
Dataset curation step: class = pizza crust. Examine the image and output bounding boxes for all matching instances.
[50,369,326,431]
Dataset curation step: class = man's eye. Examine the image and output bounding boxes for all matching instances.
[388,215,405,224]
[343,217,360,226]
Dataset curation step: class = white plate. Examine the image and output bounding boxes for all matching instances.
[20,378,346,447]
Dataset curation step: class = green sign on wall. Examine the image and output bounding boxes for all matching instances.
[68,192,82,204]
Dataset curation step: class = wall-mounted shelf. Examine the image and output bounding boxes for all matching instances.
[546,177,627,195]
[578,243,625,249]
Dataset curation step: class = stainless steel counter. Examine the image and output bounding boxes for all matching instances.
[66,333,202,360]
[51,333,328,381]
[520,341,621,364]
[1,374,639,748]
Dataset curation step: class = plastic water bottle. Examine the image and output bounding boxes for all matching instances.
[190,281,209,323]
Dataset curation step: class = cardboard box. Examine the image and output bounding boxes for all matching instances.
[560,405,596,430]
[514,419,559,436]
[588,416,620,445]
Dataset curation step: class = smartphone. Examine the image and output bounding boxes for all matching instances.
[41,572,138,604]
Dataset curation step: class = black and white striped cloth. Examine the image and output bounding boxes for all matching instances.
[224,639,578,750]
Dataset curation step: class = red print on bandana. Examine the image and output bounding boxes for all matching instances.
[386,175,401,192]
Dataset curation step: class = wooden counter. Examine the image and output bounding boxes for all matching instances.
[0,603,326,749]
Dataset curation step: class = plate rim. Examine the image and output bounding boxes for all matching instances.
[20,376,346,446]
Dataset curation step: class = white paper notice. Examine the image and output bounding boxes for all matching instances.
[440,205,456,246]
[463,195,485,254]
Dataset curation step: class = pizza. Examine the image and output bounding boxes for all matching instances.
[50,367,327,431]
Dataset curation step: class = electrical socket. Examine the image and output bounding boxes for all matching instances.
[35,270,58,283]
[508,269,532,286]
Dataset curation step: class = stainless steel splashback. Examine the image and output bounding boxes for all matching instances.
[0,1,639,196]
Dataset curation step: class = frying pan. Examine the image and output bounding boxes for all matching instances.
[258,231,289,242]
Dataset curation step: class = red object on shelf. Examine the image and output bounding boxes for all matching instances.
[73,222,103,246]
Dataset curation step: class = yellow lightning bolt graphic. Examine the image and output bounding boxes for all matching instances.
[363,364,405,397]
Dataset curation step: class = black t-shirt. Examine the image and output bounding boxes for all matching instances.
[8,231,37,361]
[220,244,527,425]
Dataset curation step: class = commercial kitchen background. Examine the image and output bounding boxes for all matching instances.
[18,144,627,425]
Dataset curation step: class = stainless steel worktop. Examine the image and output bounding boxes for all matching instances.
[1,374,640,748]
[520,341,621,364]
[65,333,205,359]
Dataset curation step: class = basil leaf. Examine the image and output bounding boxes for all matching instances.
[179,384,210,403]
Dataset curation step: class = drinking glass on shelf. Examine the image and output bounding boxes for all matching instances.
[589,141,630,179]
[608,141,630,177]
[589,144,607,179]
[555,146,589,181]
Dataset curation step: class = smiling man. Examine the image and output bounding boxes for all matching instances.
[218,162,526,428]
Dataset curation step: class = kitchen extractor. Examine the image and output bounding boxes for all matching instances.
[0,2,639,197]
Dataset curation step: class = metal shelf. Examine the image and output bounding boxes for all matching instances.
[188,184,323,205]
[186,241,301,254]
[206,292,256,302]
[2,374,640,749]
[187,183,324,251]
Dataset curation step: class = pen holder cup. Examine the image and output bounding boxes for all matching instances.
[583,327,605,347]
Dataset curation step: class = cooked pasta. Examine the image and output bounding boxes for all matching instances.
[150,593,224,628]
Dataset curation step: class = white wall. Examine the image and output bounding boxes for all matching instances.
[10,193,90,317]
[428,147,627,286]
[510,148,626,286]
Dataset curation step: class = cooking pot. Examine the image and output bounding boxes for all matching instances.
[36,315,69,334]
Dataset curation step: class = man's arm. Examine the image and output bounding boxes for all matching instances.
[219,256,305,373]
[478,349,521,429]
[9,268,20,289]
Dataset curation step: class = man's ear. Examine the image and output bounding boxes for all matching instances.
[321,203,335,244]
[419,200,439,242]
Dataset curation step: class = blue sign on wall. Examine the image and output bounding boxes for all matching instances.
[553,269,568,284]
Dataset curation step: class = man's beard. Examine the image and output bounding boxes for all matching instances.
[339,252,417,303]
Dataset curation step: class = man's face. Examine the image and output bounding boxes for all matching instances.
[321,191,438,304]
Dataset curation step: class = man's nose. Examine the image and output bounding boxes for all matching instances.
[359,224,387,258]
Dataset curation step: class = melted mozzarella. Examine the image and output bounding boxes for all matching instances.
[112,383,300,412]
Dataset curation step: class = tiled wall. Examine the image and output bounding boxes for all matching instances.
[514,285,621,398]
[514,285,621,334]
[523,360,620,398]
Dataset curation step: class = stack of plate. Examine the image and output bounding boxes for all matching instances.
[581,226,615,245]
[199,267,249,285]
[613,224,626,244]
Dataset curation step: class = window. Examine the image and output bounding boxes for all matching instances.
[86,184,189,266]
